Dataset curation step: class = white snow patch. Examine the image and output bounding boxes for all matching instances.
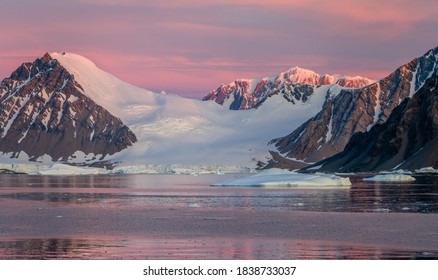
[409,63,419,98]
[363,174,416,182]
[212,168,351,187]
[41,107,52,129]
[16,151,30,161]
[17,131,28,144]
[55,93,67,125]
[35,154,53,163]
[289,157,315,164]
[367,83,382,131]
[67,151,102,163]
[307,164,324,171]
[293,128,306,144]
[326,105,334,142]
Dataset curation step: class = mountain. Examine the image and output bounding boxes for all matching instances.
[0,53,137,162]
[305,72,438,172]
[270,46,438,166]
[2,48,436,173]
[0,52,332,170]
[202,66,374,110]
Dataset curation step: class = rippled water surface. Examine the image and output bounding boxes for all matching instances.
[1,174,438,213]
[1,173,438,259]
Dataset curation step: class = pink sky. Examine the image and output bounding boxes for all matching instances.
[1,0,437,98]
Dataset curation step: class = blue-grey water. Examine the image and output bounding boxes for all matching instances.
[1,173,438,259]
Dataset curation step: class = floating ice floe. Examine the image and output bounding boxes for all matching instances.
[415,167,438,174]
[212,168,351,187]
[363,174,416,182]
[380,169,413,175]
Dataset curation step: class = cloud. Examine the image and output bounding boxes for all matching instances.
[1,0,437,98]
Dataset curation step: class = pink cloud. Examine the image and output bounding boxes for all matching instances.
[1,0,437,98]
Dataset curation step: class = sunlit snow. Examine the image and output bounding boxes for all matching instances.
[49,52,332,169]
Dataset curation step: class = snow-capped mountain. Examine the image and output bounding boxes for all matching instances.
[1,47,437,173]
[0,52,334,170]
[270,46,438,166]
[307,72,438,172]
[0,53,137,162]
[202,66,374,110]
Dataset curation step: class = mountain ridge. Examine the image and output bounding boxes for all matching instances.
[1,47,437,173]
[0,52,137,162]
[2,52,329,168]
[202,66,374,110]
[304,72,438,172]
[270,46,438,166]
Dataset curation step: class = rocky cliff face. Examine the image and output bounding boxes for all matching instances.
[202,66,373,110]
[0,53,137,162]
[307,73,438,172]
[271,46,438,164]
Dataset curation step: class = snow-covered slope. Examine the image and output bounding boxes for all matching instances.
[49,52,337,169]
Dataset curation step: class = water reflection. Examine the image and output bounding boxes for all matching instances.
[1,237,437,260]
[1,174,438,260]
[1,174,438,213]
[349,175,438,213]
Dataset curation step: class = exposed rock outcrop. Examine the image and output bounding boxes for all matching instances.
[0,53,137,162]
[305,73,438,172]
[271,46,438,164]
[202,66,373,110]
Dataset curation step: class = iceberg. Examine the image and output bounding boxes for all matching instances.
[380,169,413,175]
[415,167,438,174]
[212,169,351,187]
[363,174,416,182]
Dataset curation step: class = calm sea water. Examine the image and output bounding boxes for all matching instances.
[1,173,438,259]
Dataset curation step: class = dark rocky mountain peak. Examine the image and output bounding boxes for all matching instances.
[307,72,438,172]
[270,46,438,166]
[0,53,137,162]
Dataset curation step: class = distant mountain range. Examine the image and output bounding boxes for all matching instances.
[203,66,373,110]
[0,46,437,172]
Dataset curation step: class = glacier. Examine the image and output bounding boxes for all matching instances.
[34,52,334,170]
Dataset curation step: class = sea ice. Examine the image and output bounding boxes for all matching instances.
[212,168,351,187]
[415,167,438,174]
[363,174,416,182]
[380,169,413,174]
